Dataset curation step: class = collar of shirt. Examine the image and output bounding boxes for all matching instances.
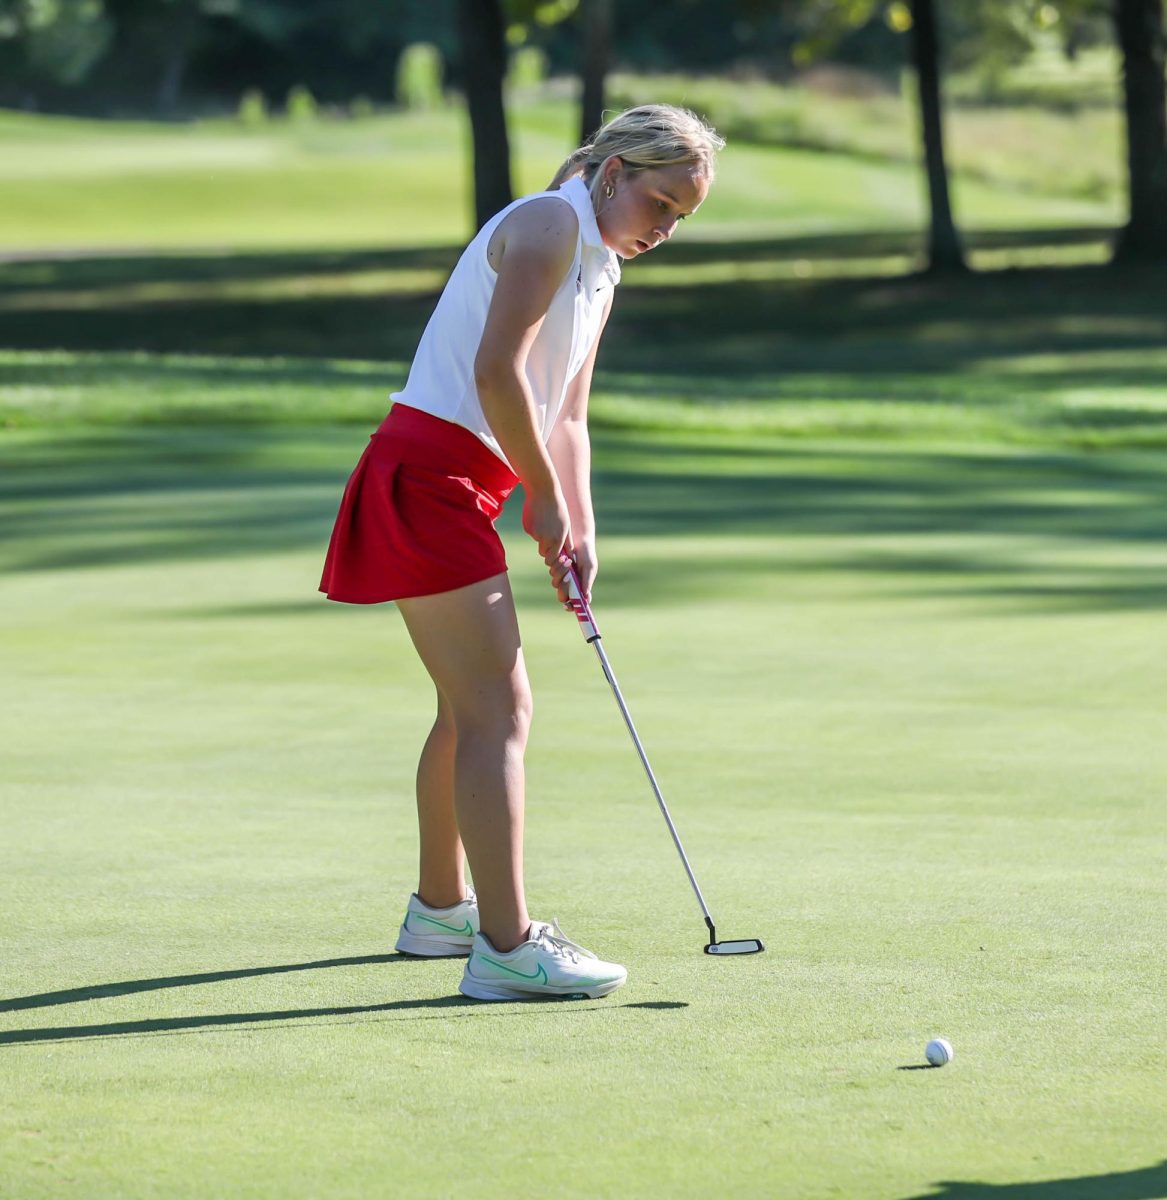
[563,176,622,292]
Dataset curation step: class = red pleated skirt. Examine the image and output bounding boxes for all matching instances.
[319,404,520,604]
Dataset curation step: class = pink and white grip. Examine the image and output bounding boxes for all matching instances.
[563,562,600,641]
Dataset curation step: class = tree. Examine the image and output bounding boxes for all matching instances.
[907,0,966,273]
[155,0,206,114]
[752,0,966,274]
[1113,0,1167,261]
[458,0,513,228]
[99,0,231,116]
[578,0,611,142]
[0,0,112,104]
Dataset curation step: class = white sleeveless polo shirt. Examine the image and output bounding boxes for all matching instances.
[390,176,622,468]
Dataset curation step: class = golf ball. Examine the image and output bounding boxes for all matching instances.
[925,1038,954,1067]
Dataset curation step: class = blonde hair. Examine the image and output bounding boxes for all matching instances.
[549,104,724,201]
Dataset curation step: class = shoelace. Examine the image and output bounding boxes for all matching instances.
[534,919,596,963]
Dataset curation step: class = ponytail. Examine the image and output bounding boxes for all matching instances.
[549,143,595,189]
[547,105,724,197]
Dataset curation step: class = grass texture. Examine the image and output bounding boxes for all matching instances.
[3,247,1165,448]
[2,421,1166,1199]
[0,95,1117,254]
[1,96,1165,1198]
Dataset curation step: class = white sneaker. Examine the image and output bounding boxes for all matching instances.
[394,890,479,957]
[459,919,627,1001]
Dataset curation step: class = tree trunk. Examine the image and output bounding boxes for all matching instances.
[908,0,966,274]
[1113,0,1167,262]
[156,0,199,117]
[579,0,612,144]
[457,0,512,229]
[157,44,189,116]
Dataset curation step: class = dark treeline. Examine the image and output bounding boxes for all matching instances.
[1,0,1163,262]
[0,0,1116,117]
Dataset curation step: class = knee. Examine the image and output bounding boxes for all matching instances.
[456,679,533,748]
[497,679,533,747]
[512,682,534,743]
[433,700,457,743]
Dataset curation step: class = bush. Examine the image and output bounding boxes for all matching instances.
[396,44,443,110]
[509,46,547,90]
[349,95,375,121]
[285,85,317,123]
[237,88,268,127]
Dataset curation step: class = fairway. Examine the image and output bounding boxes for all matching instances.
[0,99,1118,253]
[2,96,1166,1199]
[3,421,1166,1198]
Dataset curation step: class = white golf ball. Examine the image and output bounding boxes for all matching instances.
[925,1038,954,1067]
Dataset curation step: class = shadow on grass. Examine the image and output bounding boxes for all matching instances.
[0,352,400,393]
[0,227,1111,294]
[0,997,666,1044]
[1,229,1162,373]
[0,954,412,1013]
[2,425,1166,614]
[0,245,462,294]
[901,1159,1167,1200]
[0,958,689,1043]
[2,231,1165,611]
[4,232,1167,451]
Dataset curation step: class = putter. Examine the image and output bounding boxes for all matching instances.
[562,563,764,957]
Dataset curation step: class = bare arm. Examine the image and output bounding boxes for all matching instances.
[546,290,614,602]
[474,197,579,567]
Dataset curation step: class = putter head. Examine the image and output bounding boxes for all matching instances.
[705,938,765,955]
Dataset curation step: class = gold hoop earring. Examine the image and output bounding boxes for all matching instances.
[603,181,615,199]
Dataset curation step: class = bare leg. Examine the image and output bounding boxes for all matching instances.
[413,692,466,909]
[397,573,532,952]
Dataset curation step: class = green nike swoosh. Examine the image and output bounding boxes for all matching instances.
[479,957,549,985]
[408,913,474,937]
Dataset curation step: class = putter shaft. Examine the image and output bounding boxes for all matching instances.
[563,566,764,956]
[563,567,721,931]
[587,634,717,932]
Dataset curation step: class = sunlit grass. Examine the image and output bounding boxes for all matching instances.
[1,68,1165,1200]
[0,91,1120,253]
[610,57,1124,208]
[5,330,1167,450]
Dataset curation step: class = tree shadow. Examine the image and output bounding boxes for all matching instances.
[2,231,1161,372]
[3,231,1165,613]
[3,425,1165,615]
[0,227,1109,296]
[602,263,1167,381]
[901,1160,1167,1200]
[0,244,462,296]
[655,226,1116,267]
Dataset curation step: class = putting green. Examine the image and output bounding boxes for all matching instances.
[1,88,1162,1197]
[2,422,1164,1199]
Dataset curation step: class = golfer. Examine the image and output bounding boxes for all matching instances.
[320,105,722,1000]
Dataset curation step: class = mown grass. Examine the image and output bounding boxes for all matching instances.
[0,91,1119,253]
[3,415,1166,1199]
[611,48,1123,206]
[3,240,1164,448]
[1,96,1165,1199]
